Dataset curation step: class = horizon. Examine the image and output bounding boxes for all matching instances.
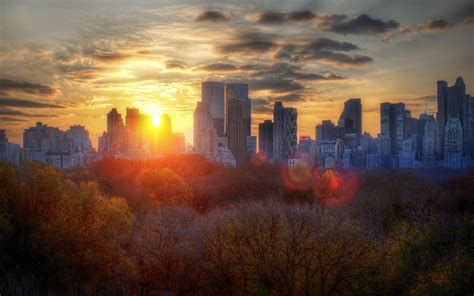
[1,0,473,147]
[1,76,472,149]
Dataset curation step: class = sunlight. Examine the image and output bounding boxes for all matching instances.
[152,113,161,127]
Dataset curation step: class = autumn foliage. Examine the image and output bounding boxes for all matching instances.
[0,156,473,295]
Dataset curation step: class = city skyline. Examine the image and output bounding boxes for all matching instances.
[1,0,473,147]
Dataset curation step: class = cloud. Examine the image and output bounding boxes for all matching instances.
[256,11,317,24]
[0,98,64,108]
[274,38,372,67]
[91,50,133,61]
[419,19,457,32]
[0,116,28,122]
[195,11,230,22]
[0,107,59,118]
[256,12,287,24]
[253,62,345,81]
[288,11,317,22]
[250,77,304,93]
[195,62,238,72]
[252,98,273,113]
[166,61,186,69]
[327,14,400,35]
[271,93,304,102]
[215,31,278,56]
[0,79,55,95]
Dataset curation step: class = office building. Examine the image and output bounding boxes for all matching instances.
[258,120,273,160]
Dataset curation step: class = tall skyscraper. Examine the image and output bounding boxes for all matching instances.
[125,108,150,152]
[437,77,468,159]
[444,116,463,169]
[226,83,251,165]
[381,102,406,154]
[194,101,217,155]
[273,101,297,161]
[437,80,448,158]
[258,120,273,160]
[338,98,362,146]
[422,114,437,167]
[202,81,225,136]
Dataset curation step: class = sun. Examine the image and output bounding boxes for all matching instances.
[152,113,161,127]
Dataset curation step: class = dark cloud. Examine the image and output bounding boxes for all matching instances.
[288,11,317,22]
[251,98,273,113]
[0,98,64,108]
[0,116,28,122]
[420,19,456,32]
[239,64,266,71]
[215,31,278,56]
[196,62,238,72]
[0,108,59,118]
[256,11,317,24]
[271,94,304,102]
[256,12,287,24]
[0,79,55,95]
[195,11,230,22]
[254,62,345,81]
[315,14,348,28]
[326,14,400,35]
[274,38,372,67]
[316,51,373,66]
[250,77,304,93]
[92,51,133,61]
[166,61,186,69]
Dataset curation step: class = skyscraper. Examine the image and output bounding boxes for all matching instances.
[437,77,468,159]
[193,101,217,155]
[338,98,362,146]
[381,102,406,154]
[316,120,336,141]
[202,81,225,136]
[273,101,297,161]
[103,108,126,154]
[444,116,463,169]
[422,114,437,167]
[258,120,273,160]
[226,83,251,165]
[437,80,448,158]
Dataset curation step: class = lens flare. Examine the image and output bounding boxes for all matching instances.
[313,169,359,208]
[281,159,313,191]
[250,152,267,166]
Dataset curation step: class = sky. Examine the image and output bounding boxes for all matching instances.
[0,0,473,147]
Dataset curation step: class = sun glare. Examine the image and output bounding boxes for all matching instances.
[152,113,161,127]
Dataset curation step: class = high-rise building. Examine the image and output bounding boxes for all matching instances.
[273,101,297,161]
[23,122,71,153]
[0,130,21,166]
[437,77,468,159]
[202,81,225,136]
[101,108,126,155]
[226,83,251,165]
[316,120,336,141]
[67,125,92,152]
[381,102,406,154]
[258,120,273,160]
[125,108,150,152]
[338,98,362,146]
[422,115,437,167]
[444,116,463,169]
[194,101,217,155]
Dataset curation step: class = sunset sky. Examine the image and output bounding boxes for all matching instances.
[1,0,473,147]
